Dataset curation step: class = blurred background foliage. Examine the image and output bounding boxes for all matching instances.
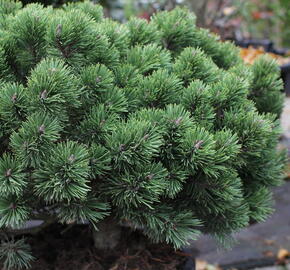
[17,0,290,48]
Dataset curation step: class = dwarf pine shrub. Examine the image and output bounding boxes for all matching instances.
[0,1,285,268]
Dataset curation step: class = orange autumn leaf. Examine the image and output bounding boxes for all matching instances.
[252,11,263,19]
[240,46,290,66]
[263,250,275,257]
[264,239,275,246]
[223,6,236,16]
[196,259,221,270]
[252,11,274,20]
[277,248,290,260]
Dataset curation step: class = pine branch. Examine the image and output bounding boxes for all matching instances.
[0,4,285,268]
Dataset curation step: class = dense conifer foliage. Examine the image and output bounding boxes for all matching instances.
[0,1,285,268]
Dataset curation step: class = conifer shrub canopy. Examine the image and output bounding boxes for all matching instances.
[0,1,286,268]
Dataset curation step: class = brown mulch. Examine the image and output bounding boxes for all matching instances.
[23,224,191,270]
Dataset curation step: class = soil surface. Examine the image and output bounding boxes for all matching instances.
[24,224,191,270]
